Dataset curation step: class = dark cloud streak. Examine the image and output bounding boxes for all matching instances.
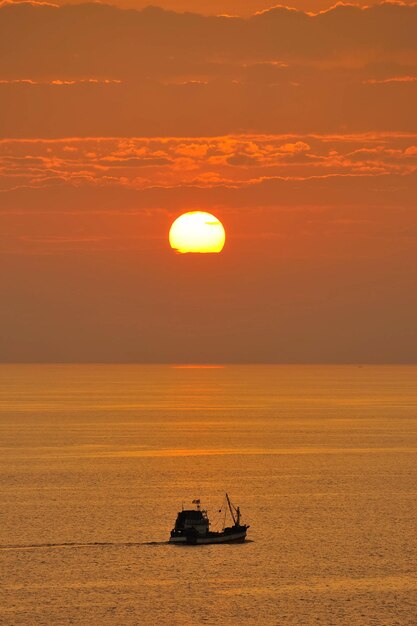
[1,3,417,137]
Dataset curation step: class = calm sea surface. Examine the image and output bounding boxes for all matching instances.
[1,365,417,625]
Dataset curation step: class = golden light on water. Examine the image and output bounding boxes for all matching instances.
[169,211,226,254]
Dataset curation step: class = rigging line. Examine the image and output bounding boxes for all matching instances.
[226,492,237,525]
[210,511,222,530]
[212,495,228,530]
[209,505,223,528]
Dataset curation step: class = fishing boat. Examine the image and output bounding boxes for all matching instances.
[169,493,249,545]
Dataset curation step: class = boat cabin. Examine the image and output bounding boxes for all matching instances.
[173,509,209,535]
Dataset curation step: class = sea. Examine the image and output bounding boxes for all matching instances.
[1,364,417,625]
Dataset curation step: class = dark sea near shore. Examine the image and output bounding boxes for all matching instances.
[1,364,417,625]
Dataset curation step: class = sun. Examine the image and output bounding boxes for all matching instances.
[169,211,226,254]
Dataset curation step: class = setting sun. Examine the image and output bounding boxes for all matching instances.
[169,211,226,254]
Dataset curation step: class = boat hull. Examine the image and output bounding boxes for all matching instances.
[169,529,247,545]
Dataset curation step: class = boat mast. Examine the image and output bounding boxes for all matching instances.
[225,493,237,525]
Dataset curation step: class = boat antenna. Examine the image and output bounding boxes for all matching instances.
[225,493,237,525]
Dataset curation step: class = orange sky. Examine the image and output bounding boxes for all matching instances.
[0,1,416,362]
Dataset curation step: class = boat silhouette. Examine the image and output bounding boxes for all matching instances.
[169,493,249,545]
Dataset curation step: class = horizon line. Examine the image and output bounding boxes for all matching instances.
[0,362,416,366]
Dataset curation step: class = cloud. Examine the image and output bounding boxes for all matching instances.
[0,1,58,6]
[1,133,416,196]
[363,75,417,84]
[0,78,122,85]
[1,2,417,76]
[226,153,261,166]
[1,72,416,137]
[97,157,172,168]
[0,2,416,137]
[277,141,311,153]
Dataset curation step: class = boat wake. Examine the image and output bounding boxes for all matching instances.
[0,541,169,551]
